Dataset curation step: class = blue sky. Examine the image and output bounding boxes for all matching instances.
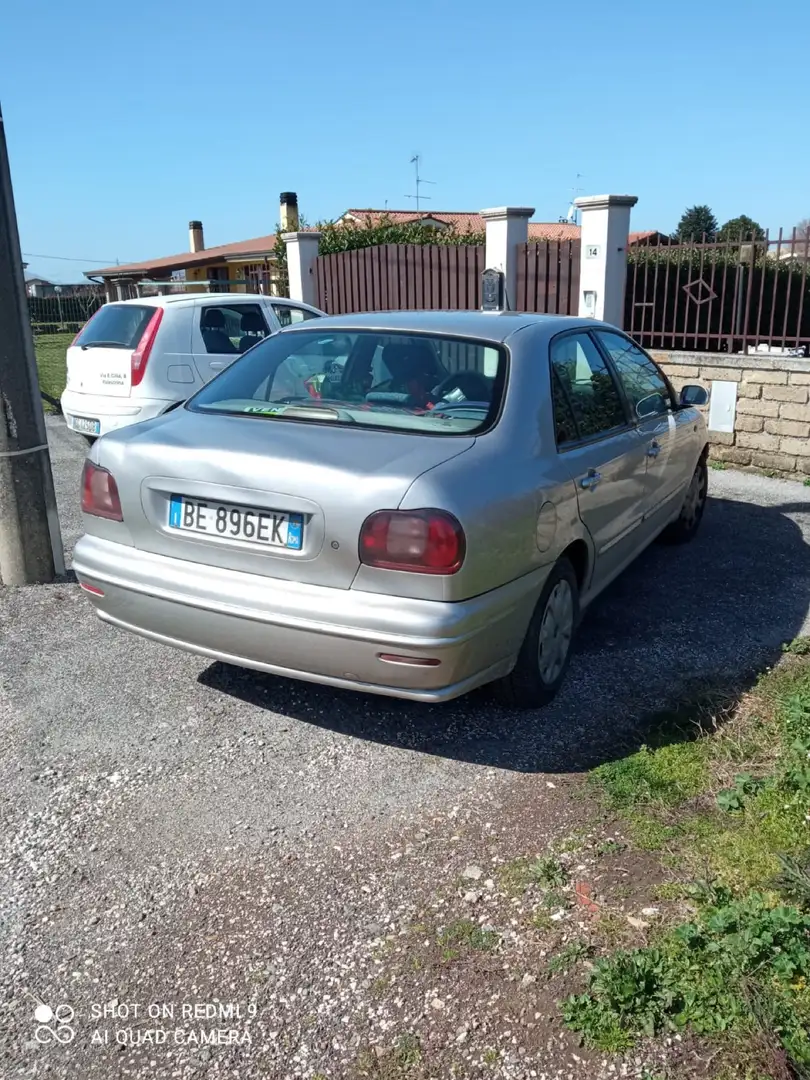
[3,0,807,283]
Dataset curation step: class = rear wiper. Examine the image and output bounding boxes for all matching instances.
[80,341,127,349]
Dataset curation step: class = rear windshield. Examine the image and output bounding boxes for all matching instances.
[187,329,507,436]
[74,304,155,349]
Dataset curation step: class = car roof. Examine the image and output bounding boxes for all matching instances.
[280,310,610,344]
[105,293,274,308]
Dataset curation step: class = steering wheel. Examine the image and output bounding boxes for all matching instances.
[431,371,490,403]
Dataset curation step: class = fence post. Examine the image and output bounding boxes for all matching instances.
[283,232,322,305]
[573,195,638,326]
[479,206,534,310]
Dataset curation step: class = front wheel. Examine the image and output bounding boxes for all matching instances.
[660,455,708,544]
[492,557,579,709]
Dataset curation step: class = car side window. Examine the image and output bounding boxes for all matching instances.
[272,303,319,328]
[200,303,268,354]
[594,331,672,420]
[550,333,627,442]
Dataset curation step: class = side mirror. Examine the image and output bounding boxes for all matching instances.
[679,384,709,408]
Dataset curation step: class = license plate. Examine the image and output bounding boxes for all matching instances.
[71,416,101,435]
[168,495,303,550]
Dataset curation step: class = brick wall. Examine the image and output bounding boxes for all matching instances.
[651,351,810,478]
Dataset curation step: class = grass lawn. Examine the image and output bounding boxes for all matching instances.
[34,331,72,404]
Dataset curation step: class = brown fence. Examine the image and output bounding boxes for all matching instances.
[516,241,580,315]
[625,231,810,354]
[313,244,483,314]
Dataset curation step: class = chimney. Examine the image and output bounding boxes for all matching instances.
[279,192,299,232]
[189,220,204,252]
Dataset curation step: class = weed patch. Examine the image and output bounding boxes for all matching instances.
[563,887,810,1066]
[438,919,498,959]
[564,648,810,1073]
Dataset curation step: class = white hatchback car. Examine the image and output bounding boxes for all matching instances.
[60,293,324,440]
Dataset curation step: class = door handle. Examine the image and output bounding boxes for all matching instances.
[210,361,226,371]
[646,441,661,458]
[580,470,602,490]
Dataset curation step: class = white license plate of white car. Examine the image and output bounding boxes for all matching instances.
[168,495,303,550]
[71,416,101,436]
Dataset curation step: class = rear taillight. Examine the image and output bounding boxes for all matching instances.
[131,307,164,387]
[81,461,123,521]
[359,509,465,574]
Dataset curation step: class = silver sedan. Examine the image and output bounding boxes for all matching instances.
[74,311,709,706]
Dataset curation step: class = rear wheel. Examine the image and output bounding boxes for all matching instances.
[492,557,579,709]
[660,455,708,544]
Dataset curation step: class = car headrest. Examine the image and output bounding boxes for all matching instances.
[382,342,437,381]
[240,311,265,333]
[202,309,226,329]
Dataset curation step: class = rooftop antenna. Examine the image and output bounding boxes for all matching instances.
[562,172,584,224]
[404,153,435,212]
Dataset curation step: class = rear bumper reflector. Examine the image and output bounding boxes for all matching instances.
[80,582,105,597]
[377,653,441,667]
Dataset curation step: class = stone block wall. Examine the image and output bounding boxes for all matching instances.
[651,351,810,478]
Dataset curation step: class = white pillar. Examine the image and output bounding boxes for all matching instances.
[573,195,638,326]
[479,206,534,310]
[282,231,321,306]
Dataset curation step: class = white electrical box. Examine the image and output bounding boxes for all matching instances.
[707,380,736,434]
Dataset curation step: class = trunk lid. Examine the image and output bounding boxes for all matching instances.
[96,409,474,588]
[65,302,159,398]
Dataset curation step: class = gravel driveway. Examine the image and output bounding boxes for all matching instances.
[1,418,809,1079]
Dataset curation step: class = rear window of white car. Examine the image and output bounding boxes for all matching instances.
[74,305,156,349]
[187,329,507,436]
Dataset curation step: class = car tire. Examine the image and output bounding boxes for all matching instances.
[659,454,708,545]
[492,556,579,710]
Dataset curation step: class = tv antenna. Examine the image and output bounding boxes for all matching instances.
[561,173,585,224]
[404,153,435,212]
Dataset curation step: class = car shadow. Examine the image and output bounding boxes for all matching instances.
[198,495,810,774]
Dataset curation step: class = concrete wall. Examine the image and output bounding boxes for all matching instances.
[652,350,810,478]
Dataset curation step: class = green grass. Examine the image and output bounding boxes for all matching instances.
[591,738,709,811]
[563,644,810,1072]
[34,331,72,403]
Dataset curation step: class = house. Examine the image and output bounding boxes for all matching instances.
[85,194,669,299]
[25,274,58,298]
[336,209,670,246]
[84,193,303,300]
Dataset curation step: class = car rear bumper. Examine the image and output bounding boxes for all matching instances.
[73,535,544,702]
[60,390,175,437]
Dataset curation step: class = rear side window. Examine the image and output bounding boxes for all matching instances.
[550,332,627,442]
[74,305,155,349]
[199,303,268,355]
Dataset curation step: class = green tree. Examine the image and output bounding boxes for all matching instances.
[674,205,718,241]
[717,215,765,242]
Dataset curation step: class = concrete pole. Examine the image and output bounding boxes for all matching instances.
[573,194,638,326]
[480,207,534,310]
[282,232,322,306]
[0,105,64,585]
